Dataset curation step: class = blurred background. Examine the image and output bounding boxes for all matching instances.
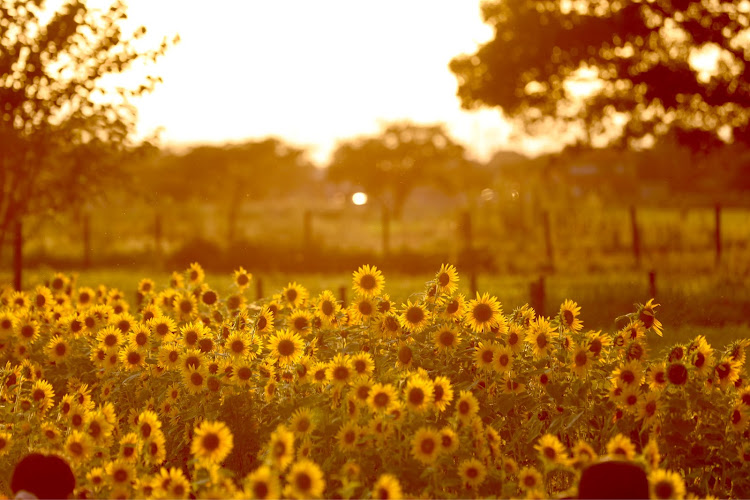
[2,0,749,334]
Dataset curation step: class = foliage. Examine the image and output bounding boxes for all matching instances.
[0,0,175,246]
[327,122,487,218]
[0,265,749,498]
[450,0,750,151]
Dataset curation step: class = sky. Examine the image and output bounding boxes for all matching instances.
[106,0,528,165]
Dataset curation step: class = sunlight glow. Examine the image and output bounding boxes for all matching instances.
[351,192,368,206]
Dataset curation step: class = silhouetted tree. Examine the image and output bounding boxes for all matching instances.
[0,0,175,257]
[327,123,477,219]
[450,0,750,151]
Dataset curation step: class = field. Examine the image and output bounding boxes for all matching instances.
[1,264,749,498]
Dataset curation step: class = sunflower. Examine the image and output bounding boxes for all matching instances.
[379,313,402,337]
[526,316,556,359]
[143,430,167,466]
[45,335,71,364]
[455,390,479,423]
[225,331,251,359]
[571,440,597,468]
[395,339,414,370]
[352,264,385,297]
[432,376,454,413]
[0,312,16,338]
[336,421,361,452]
[474,341,497,371]
[638,298,663,337]
[730,404,750,432]
[285,459,325,499]
[65,430,93,464]
[666,361,689,386]
[433,325,461,351]
[173,293,198,321]
[518,467,543,492]
[148,315,177,342]
[350,296,377,324]
[464,292,502,333]
[282,282,308,309]
[120,343,147,371]
[243,465,280,500]
[612,360,645,388]
[287,309,312,336]
[458,457,487,488]
[289,407,315,437]
[254,305,275,336]
[535,433,569,467]
[118,432,139,462]
[184,366,208,394]
[105,459,136,490]
[715,357,742,389]
[228,265,252,290]
[315,290,341,325]
[351,352,375,377]
[86,467,106,491]
[371,473,403,500]
[267,424,295,470]
[351,377,373,406]
[191,420,234,463]
[97,325,123,350]
[15,315,40,344]
[327,353,354,386]
[264,379,277,402]
[136,410,162,441]
[367,382,397,413]
[185,262,205,286]
[505,323,524,353]
[619,385,641,414]
[606,433,636,461]
[434,263,459,295]
[0,431,11,456]
[440,293,466,321]
[648,469,686,500]
[68,404,88,430]
[644,362,667,391]
[267,329,305,366]
[638,391,663,427]
[61,313,86,337]
[404,376,434,413]
[411,426,441,464]
[571,344,593,378]
[85,409,114,446]
[558,299,583,332]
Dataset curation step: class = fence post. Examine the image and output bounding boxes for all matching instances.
[382,206,390,257]
[630,206,641,268]
[542,211,554,272]
[303,210,312,248]
[470,272,478,297]
[255,277,264,301]
[13,219,22,291]
[530,276,545,318]
[714,204,722,266]
[648,270,657,299]
[82,213,91,269]
[338,286,347,307]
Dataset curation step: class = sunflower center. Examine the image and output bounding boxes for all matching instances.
[459,401,470,414]
[33,389,45,401]
[321,301,334,316]
[237,274,250,286]
[536,333,547,349]
[69,442,83,455]
[640,312,655,329]
[384,316,399,332]
[466,466,479,478]
[717,363,730,379]
[294,317,308,331]
[55,343,67,356]
[333,366,349,380]
[499,354,510,366]
[231,340,245,353]
[398,346,412,364]
[694,352,705,367]
[358,301,373,316]
[667,363,688,385]
[185,331,198,345]
[438,272,450,287]
[201,432,219,452]
[72,414,83,427]
[180,300,193,314]
[481,349,493,363]
[104,334,117,347]
[185,356,200,369]
[627,343,644,361]
[123,445,135,457]
[654,481,673,499]
[732,409,742,424]
[359,274,377,291]
[191,372,204,386]
[524,475,537,487]
[21,325,34,338]
[254,482,269,499]
[434,384,444,402]
[286,289,298,302]
[620,371,635,384]
[89,422,101,438]
[257,316,268,330]
[0,320,10,329]
[646,401,656,415]
[575,351,588,366]
[442,435,453,448]
[562,310,574,326]
[357,386,370,400]
[509,332,519,345]
[297,418,310,432]
[117,320,130,333]
[128,352,141,365]
[472,303,492,323]
[408,388,425,406]
[374,392,390,408]
[439,330,455,346]
[446,300,459,314]
[420,438,436,454]
[295,472,312,491]
[234,367,250,381]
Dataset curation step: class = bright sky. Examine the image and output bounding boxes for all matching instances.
[110,0,524,165]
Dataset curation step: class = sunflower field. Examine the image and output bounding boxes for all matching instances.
[0,264,748,499]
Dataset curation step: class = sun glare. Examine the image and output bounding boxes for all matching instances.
[351,192,368,206]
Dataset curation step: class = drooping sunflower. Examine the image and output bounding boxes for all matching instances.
[432,376,454,413]
[352,264,385,297]
[463,292,502,333]
[558,299,583,332]
[371,473,403,500]
[142,430,167,466]
[395,339,414,370]
[243,465,280,500]
[535,433,569,467]
[267,329,305,366]
[637,298,663,337]
[404,376,434,413]
[458,457,487,488]
[648,469,686,500]
[410,426,441,464]
[606,433,636,461]
[191,420,234,463]
[455,390,479,423]
[285,459,326,499]
[526,316,556,359]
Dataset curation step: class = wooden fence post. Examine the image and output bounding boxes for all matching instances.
[82,213,91,269]
[630,206,641,268]
[13,219,22,291]
[542,211,554,272]
[338,286,347,307]
[648,270,657,299]
[530,276,545,318]
[470,272,478,297]
[255,277,264,301]
[714,204,722,266]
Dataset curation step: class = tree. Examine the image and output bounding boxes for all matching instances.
[0,0,175,287]
[327,122,479,219]
[450,0,750,151]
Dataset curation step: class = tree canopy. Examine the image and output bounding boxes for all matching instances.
[0,0,175,244]
[450,0,750,151]
[326,122,484,218]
